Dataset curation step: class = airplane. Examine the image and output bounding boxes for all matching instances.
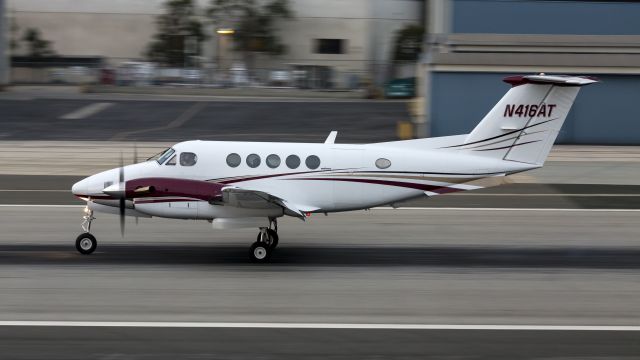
[71,74,597,262]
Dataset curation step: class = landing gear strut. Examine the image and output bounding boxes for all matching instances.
[76,207,97,255]
[249,218,279,262]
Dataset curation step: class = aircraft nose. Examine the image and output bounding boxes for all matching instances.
[71,178,88,196]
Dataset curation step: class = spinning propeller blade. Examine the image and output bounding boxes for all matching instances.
[119,152,125,237]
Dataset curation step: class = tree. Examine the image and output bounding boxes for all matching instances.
[146,0,207,67]
[391,24,424,62]
[207,0,293,70]
[22,28,56,57]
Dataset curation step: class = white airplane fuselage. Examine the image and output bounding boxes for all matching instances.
[72,139,534,220]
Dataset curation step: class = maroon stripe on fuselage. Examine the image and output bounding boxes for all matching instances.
[290,177,463,194]
[135,198,200,204]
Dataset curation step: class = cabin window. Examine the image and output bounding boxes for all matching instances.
[246,153,261,168]
[286,155,300,169]
[166,155,177,165]
[305,155,321,169]
[180,152,197,166]
[375,158,391,169]
[226,153,241,167]
[266,154,281,168]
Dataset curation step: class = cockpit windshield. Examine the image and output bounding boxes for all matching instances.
[148,148,176,164]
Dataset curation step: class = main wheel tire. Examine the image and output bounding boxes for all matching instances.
[256,229,279,250]
[75,233,97,255]
[250,241,271,263]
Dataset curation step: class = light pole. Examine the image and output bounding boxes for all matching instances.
[216,28,234,72]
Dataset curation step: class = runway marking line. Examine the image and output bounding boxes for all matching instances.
[1,204,640,212]
[59,102,114,120]
[0,321,638,331]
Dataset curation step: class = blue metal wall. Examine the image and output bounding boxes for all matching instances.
[453,0,640,35]
[429,72,640,144]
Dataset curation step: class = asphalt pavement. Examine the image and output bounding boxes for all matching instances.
[0,206,639,358]
[0,98,407,142]
[1,326,638,360]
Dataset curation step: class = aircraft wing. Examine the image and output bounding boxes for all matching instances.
[221,186,318,218]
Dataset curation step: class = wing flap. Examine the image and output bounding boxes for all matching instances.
[221,186,319,218]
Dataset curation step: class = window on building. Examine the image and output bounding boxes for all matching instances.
[315,39,345,54]
[226,153,241,167]
[286,155,300,169]
[180,152,197,166]
[266,154,281,168]
[305,155,321,169]
[246,153,261,168]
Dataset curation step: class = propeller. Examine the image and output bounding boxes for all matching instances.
[119,152,125,237]
[133,143,139,225]
[103,145,141,236]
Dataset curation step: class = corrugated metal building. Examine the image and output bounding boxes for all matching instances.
[420,0,640,144]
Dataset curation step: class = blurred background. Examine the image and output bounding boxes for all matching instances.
[1,0,640,143]
[1,1,640,359]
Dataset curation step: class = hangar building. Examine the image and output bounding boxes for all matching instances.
[420,0,640,144]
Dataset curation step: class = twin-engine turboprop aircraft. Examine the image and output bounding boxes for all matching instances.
[71,74,596,262]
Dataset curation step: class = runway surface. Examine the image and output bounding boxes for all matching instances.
[1,325,638,360]
[1,206,640,358]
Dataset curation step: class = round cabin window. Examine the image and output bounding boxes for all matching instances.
[266,154,281,168]
[226,153,241,167]
[286,155,300,169]
[375,158,391,169]
[246,153,261,168]
[305,155,321,169]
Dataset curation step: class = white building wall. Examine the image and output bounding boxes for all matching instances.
[8,0,422,82]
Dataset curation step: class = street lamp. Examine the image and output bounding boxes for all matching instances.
[216,28,234,79]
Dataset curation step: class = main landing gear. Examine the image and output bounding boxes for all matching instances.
[76,207,97,255]
[250,219,279,263]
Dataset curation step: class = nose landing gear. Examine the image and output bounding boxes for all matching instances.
[76,207,97,255]
[249,219,279,263]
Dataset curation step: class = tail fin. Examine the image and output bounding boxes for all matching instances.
[458,74,597,166]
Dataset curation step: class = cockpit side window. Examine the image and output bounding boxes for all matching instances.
[180,152,197,166]
[153,148,175,164]
[165,155,177,165]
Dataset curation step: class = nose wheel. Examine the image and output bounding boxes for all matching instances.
[249,219,279,262]
[76,206,97,255]
[76,233,97,254]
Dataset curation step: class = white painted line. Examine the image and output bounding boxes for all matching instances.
[371,207,640,212]
[0,190,70,192]
[59,102,114,120]
[0,204,83,208]
[0,321,638,331]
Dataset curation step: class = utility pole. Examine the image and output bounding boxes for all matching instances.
[0,0,8,90]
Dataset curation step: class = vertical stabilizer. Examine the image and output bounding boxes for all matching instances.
[454,75,596,166]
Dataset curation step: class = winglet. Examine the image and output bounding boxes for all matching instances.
[324,131,338,144]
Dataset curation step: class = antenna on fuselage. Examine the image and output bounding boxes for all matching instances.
[324,131,338,144]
